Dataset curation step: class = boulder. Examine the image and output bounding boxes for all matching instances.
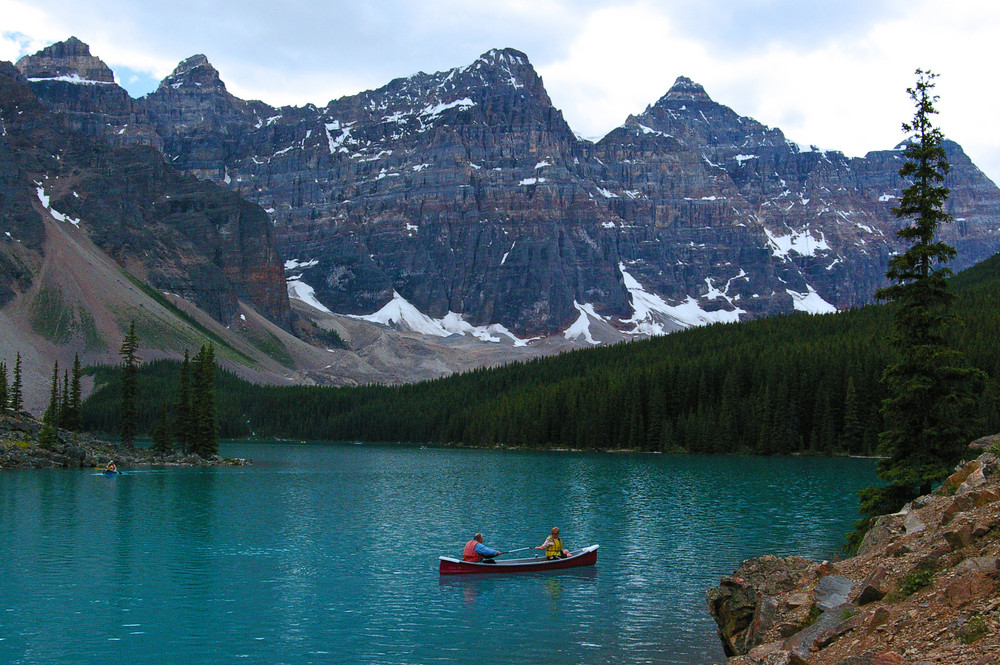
[943,521,974,550]
[783,602,858,659]
[858,512,906,556]
[815,575,854,611]
[945,571,995,608]
[855,565,888,606]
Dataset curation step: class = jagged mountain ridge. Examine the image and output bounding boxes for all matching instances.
[0,58,291,332]
[16,39,1000,339]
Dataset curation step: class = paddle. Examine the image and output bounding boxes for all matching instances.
[502,546,532,554]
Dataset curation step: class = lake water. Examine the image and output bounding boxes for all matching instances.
[0,443,877,665]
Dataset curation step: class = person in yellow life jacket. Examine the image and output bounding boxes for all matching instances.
[462,533,503,564]
[535,526,570,560]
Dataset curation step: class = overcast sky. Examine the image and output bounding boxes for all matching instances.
[3,0,999,183]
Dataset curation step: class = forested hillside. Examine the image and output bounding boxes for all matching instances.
[82,253,1000,455]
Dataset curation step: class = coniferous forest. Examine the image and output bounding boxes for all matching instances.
[81,252,1000,455]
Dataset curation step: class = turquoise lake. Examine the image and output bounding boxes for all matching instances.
[0,443,878,664]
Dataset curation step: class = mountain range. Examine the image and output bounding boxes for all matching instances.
[3,37,1000,407]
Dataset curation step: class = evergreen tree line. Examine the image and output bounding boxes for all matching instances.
[35,353,85,449]
[79,252,1000,455]
[76,321,219,458]
[40,354,84,431]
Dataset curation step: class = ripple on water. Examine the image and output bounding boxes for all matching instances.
[0,444,877,665]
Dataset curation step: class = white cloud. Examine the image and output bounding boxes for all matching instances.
[539,0,1000,183]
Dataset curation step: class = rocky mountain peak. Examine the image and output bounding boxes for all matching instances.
[474,47,531,69]
[449,46,546,98]
[156,54,227,93]
[660,76,713,105]
[15,36,115,84]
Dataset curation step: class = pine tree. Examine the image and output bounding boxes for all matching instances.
[10,352,23,413]
[38,421,57,450]
[190,343,218,457]
[59,369,70,428]
[859,70,984,534]
[0,361,7,413]
[64,354,83,432]
[842,377,863,452]
[174,350,193,454]
[151,402,173,454]
[43,361,59,425]
[119,320,140,447]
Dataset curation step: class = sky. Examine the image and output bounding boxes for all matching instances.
[2,0,999,184]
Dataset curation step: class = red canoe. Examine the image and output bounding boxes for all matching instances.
[439,544,599,575]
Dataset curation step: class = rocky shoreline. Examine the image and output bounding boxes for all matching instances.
[0,412,248,470]
[707,435,1000,665]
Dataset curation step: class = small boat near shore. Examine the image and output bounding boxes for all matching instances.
[439,544,599,575]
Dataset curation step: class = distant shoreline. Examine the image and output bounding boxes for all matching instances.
[0,412,248,470]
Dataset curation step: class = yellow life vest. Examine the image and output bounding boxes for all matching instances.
[546,536,563,558]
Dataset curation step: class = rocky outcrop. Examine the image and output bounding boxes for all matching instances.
[707,442,1000,664]
[0,411,247,469]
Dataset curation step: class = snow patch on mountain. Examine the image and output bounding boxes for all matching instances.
[284,258,319,271]
[765,227,831,260]
[347,291,532,345]
[564,301,606,345]
[286,278,333,314]
[36,185,81,227]
[28,74,115,85]
[786,285,837,314]
[619,263,744,335]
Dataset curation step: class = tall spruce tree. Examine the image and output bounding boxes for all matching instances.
[174,350,193,454]
[59,369,70,428]
[119,320,140,447]
[190,343,218,457]
[151,401,173,454]
[0,361,7,413]
[10,352,23,413]
[859,70,984,528]
[64,354,83,432]
[43,361,60,425]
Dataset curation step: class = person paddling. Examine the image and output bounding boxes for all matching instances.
[105,461,117,473]
[535,526,570,560]
[462,533,504,564]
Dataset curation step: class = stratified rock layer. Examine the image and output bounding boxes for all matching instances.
[0,60,291,329]
[15,36,161,149]
[17,39,1000,337]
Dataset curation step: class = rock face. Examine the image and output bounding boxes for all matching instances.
[142,54,272,181]
[15,36,161,149]
[707,443,1000,665]
[0,60,291,329]
[16,39,1000,339]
